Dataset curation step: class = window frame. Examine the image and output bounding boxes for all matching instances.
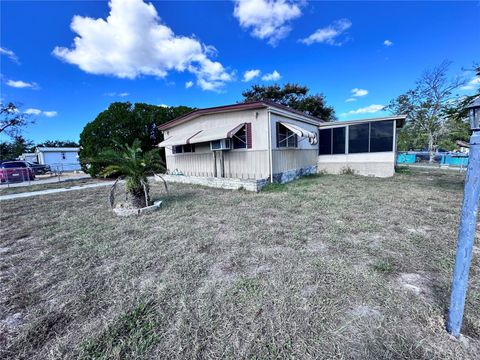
[276,123,298,149]
[318,120,395,156]
[232,124,248,150]
[172,144,195,154]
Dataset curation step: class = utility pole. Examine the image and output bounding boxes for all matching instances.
[446,97,480,337]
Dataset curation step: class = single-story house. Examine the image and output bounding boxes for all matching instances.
[35,147,81,171]
[158,101,405,191]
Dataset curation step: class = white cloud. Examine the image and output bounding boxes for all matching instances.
[233,0,303,46]
[185,81,194,88]
[383,39,393,47]
[300,18,352,46]
[345,98,356,103]
[24,108,57,117]
[6,79,38,89]
[243,69,261,82]
[53,0,233,91]
[261,70,281,81]
[158,104,168,108]
[351,88,368,97]
[460,77,480,91]
[43,111,58,117]
[105,92,129,97]
[340,104,385,117]
[25,108,42,115]
[0,47,19,63]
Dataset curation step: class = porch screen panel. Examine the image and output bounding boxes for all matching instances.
[370,120,394,152]
[319,129,332,155]
[348,123,369,153]
[332,127,346,154]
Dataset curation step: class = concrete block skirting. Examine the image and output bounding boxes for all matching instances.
[162,174,268,192]
[272,165,317,184]
[162,166,317,192]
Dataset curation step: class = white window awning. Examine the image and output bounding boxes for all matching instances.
[280,122,316,139]
[188,123,245,144]
[158,130,201,148]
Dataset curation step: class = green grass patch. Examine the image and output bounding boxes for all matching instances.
[372,259,396,274]
[261,182,286,192]
[80,301,159,359]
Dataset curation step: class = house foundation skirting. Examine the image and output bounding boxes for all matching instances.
[161,174,269,192]
[272,165,317,184]
[162,165,317,192]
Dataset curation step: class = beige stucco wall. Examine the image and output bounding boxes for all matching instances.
[317,152,395,177]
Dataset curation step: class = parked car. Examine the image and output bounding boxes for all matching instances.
[27,162,51,175]
[0,161,35,183]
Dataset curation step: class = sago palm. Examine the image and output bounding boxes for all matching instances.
[99,139,165,208]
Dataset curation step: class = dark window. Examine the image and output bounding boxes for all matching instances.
[172,145,183,154]
[210,139,230,150]
[333,127,346,154]
[370,120,394,152]
[183,144,195,153]
[348,123,370,153]
[319,129,332,155]
[277,123,297,148]
[232,125,247,149]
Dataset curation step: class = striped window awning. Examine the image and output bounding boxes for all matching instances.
[158,130,201,147]
[280,122,316,139]
[186,123,246,144]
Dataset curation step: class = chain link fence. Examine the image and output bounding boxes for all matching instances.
[0,163,83,187]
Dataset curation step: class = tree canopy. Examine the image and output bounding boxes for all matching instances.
[0,136,34,161]
[79,102,193,176]
[241,83,336,121]
[386,61,472,157]
[1,102,34,138]
[36,140,79,148]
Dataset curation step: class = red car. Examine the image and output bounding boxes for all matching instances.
[0,161,35,183]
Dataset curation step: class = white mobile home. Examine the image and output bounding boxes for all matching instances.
[36,147,81,171]
[158,102,405,191]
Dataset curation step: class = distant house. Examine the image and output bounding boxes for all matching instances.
[158,101,405,191]
[20,153,38,163]
[35,147,81,171]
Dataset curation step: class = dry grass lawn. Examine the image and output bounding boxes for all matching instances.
[0,168,479,359]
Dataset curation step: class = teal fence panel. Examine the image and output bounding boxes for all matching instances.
[440,155,469,167]
[397,153,416,164]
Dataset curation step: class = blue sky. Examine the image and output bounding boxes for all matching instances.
[1,0,479,143]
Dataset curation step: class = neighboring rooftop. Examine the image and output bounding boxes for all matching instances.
[158,101,324,131]
[36,147,80,152]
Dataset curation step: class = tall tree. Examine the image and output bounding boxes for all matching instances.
[1,102,34,137]
[0,136,34,161]
[386,61,466,160]
[79,102,193,176]
[241,83,336,121]
[36,140,79,147]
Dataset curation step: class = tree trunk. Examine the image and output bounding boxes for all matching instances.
[428,132,435,163]
[128,185,149,208]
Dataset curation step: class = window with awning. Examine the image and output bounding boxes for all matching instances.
[188,123,246,144]
[159,123,252,150]
[158,130,201,148]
